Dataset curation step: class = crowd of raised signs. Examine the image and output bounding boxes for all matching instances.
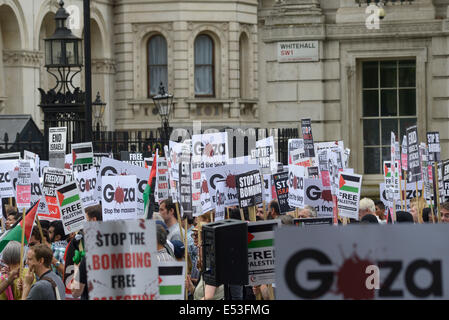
[0,120,447,300]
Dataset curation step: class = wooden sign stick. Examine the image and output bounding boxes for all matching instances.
[399,169,404,211]
[239,208,245,221]
[262,201,267,221]
[249,206,256,222]
[184,218,188,300]
[415,181,421,224]
[35,216,45,244]
[19,208,26,277]
[175,202,184,240]
[435,162,442,223]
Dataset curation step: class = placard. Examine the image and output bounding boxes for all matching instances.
[247,220,279,286]
[158,262,185,300]
[304,179,333,218]
[235,170,263,208]
[406,126,421,183]
[214,181,227,221]
[155,157,169,203]
[121,151,144,167]
[293,217,333,226]
[42,167,73,221]
[49,127,66,168]
[101,175,138,221]
[191,132,229,169]
[85,220,159,300]
[301,119,315,158]
[252,136,277,174]
[380,180,423,212]
[275,224,449,299]
[273,172,294,214]
[71,142,93,172]
[337,172,363,220]
[287,165,305,208]
[74,167,99,207]
[427,132,441,163]
[56,181,86,234]
[0,160,17,198]
[16,160,31,209]
[179,160,192,218]
[10,170,48,217]
[288,139,305,165]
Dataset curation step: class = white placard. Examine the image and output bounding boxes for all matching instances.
[102,175,138,221]
[85,220,159,300]
[74,167,99,208]
[56,181,86,234]
[287,165,305,208]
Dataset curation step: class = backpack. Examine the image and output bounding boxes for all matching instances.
[40,276,61,300]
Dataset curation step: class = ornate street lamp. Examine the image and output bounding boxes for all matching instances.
[38,0,86,159]
[92,92,106,132]
[152,82,173,146]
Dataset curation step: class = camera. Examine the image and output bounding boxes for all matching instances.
[378,7,386,20]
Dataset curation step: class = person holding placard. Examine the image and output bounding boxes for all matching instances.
[159,198,182,243]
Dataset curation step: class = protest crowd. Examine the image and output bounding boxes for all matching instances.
[0,121,448,300]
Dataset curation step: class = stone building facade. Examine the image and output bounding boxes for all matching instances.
[1,0,449,196]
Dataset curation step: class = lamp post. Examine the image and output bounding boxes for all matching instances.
[152,82,173,147]
[92,91,106,132]
[38,0,85,159]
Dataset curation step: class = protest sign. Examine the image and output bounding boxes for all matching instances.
[71,142,94,172]
[65,153,72,170]
[10,170,48,216]
[247,220,279,286]
[204,163,259,207]
[56,181,85,234]
[192,132,229,169]
[443,161,449,197]
[49,127,66,168]
[158,262,185,300]
[406,126,421,183]
[275,224,449,299]
[235,170,263,208]
[214,181,227,221]
[314,141,345,168]
[179,160,192,218]
[380,180,423,212]
[198,171,212,215]
[93,153,112,172]
[155,157,169,203]
[24,150,39,172]
[304,178,333,218]
[74,167,99,207]
[273,172,294,214]
[383,161,400,201]
[121,151,144,167]
[0,161,17,198]
[0,152,20,160]
[42,167,73,221]
[262,174,273,203]
[102,175,138,221]
[99,158,150,218]
[290,148,311,167]
[307,167,319,179]
[39,160,49,178]
[252,136,277,174]
[337,172,362,220]
[168,140,185,181]
[288,139,304,165]
[301,118,315,158]
[420,144,431,201]
[318,149,330,188]
[287,165,305,208]
[293,217,333,226]
[16,160,31,209]
[85,220,159,300]
[427,132,441,163]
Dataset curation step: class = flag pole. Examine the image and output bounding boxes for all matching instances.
[435,162,442,223]
[184,218,188,300]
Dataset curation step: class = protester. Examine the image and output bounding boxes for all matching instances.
[267,200,281,219]
[358,198,377,221]
[29,227,50,247]
[280,214,293,225]
[374,200,386,221]
[395,211,414,223]
[0,241,34,300]
[48,220,67,277]
[5,209,19,230]
[422,207,436,223]
[360,214,379,224]
[159,198,182,242]
[440,201,449,223]
[21,244,65,300]
[409,197,428,223]
[171,240,185,261]
[156,224,176,262]
[183,215,198,265]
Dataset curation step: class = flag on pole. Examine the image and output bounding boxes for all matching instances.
[0,200,40,252]
[144,150,158,218]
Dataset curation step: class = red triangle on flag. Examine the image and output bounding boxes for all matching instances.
[19,200,40,244]
[158,276,162,284]
[72,150,77,164]
[57,191,65,206]
[384,164,389,176]
[248,232,255,244]
[339,175,346,189]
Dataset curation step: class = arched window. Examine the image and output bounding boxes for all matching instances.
[194,34,214,96]
[148,35,167,97]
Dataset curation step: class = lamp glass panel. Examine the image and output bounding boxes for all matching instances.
[52,40,62,65]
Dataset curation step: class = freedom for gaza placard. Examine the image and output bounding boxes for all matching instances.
[192,132,229,169]
[287,165,305,208]
[102,175,138,221]
[85,220,159,300]
[275,224,449,300]
[42,167,73,221]
[248,220,279,286]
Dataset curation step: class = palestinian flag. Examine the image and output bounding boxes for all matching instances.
[384,162,391,178]
[72,143,93,166]
[144,151,158,218]
[57,182,80,207]
[158,263,184,300]
[247,223,276,249]
[0,200,40,252]
[339,174,361,194]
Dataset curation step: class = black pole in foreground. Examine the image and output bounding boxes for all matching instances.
[84,0,92,142]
